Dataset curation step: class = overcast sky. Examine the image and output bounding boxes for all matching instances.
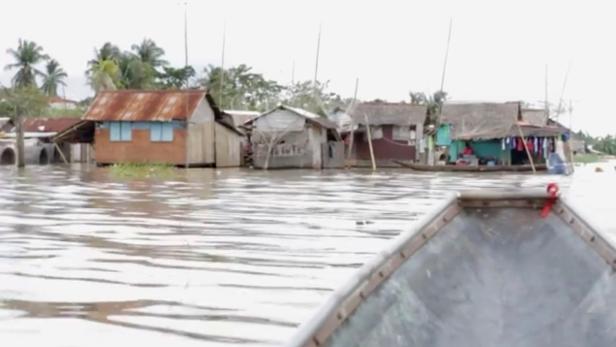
[0,0,613,136]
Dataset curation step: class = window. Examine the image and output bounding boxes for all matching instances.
[393,126,411,141]
[363,126,383,141]
[150,122,174,142]
[109,122,132,142]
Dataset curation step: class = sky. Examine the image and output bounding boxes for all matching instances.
[0,0,614,136]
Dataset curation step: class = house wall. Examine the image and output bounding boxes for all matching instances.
[186,121,215,166]
[354,125,416,162]
[322,142,344,169]
[215,124,242,167]
[191,99,215,123]
[94,127,187,165]
[252,130,314,169]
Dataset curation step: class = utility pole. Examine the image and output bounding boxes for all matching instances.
[291,60,295,85]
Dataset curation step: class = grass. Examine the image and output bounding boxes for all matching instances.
[109,163,178,179]
[574,153,606,164]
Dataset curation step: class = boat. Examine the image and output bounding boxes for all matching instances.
[288,187,616,347]
[395,161,547,172]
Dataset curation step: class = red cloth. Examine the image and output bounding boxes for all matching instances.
[516,138,524,151]
[462,147,473,155]
[526,139,534,153]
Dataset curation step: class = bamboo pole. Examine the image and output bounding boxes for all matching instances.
[516,123,536,174]
[54,142,69,164]
[364,114,376,171]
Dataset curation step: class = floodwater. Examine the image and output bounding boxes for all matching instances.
[0,162,615,347]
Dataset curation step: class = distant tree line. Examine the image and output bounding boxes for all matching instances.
[576,131,616,155]
[2,38,451,121]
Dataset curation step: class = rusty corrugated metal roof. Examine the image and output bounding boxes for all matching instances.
[22,117,82,133]
[84,90,207,121]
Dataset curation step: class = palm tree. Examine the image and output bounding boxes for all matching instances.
[88,59,121,92]
[4,39,49,88]
[131,39,168,69]
[40,60,67,97]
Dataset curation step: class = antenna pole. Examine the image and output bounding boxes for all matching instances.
[439,18,453,92]
[291,60,295,85]
[219,21,226,107]
[544,64,549,119]
[183,2,188,67]
[312,24,322,99]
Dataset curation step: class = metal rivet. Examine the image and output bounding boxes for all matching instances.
[590,236,596,242]
[378,271,385,278]
[336,312,343,320]
[422,233,427,240]
[359,291,366,299]
[400,251,407,258]
[569,218,575,224]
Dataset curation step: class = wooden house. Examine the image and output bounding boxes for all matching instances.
[81,90,244,167]
[246,105,344,169]
[437,102,566,167]
[346,102,427,166]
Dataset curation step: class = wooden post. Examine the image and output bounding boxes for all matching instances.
[516,124,536,174]
[346,126,354,167]
[364,114,376,171]
[54,142,69,164]
[15,114,25,168]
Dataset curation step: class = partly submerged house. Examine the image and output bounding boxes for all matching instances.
[436,102,566,166]
[246,105,344,169]
[346,102,427,166]
[0,117,82,165]
[80,90,244,167]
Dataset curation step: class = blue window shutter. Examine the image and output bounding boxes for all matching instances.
[162,123,174,142]
[150,123,162,142]
[120,122,132,141]
[110,122,121,141]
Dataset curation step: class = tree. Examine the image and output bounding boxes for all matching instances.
[88,59,121,92]
[131,38,168,70]
[200,64,282,110]
[284,80,347,116]
[5,39,49,88]
[118,53,155,89]
[40,60,68,97]
[0,86,48,167]
[159,66,195,89]
[409,90,448,125]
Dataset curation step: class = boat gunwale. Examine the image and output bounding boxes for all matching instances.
[287,190,616,347]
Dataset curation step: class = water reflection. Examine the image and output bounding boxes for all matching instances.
[0,162,614,346]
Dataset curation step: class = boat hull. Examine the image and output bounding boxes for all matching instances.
[289,192,616,347]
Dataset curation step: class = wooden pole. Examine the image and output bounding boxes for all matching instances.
[16,114,25,168]
[54,142,69,164]
[439,18,453,92]
[516,123,536,174]
[364,113,376,171]
[346,78,359,167]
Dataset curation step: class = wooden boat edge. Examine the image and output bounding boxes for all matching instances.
[287,191,616,347]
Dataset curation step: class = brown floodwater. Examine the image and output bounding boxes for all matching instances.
[0,162,615,346]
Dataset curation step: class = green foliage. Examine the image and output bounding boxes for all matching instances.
[41,107,86,118]
[88,59,121,92]
[0,86,48,118]
[40,60,68,97]
[575,131,616,155]
[159,66,195,89]
[284,80,347,116]
[574,153,605,164]
[5,39,49,88]
[409,90,448,125]
[200,64,283,111]
[109,163,177,179]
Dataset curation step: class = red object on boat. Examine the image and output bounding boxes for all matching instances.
[541,183,559,218]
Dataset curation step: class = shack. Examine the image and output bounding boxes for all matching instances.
[346,101,427,167]
[0,117,82,165]
[437,102,565,167]
[81,90,244,167]
[246,105,344,169]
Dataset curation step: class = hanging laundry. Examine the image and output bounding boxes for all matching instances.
[527,139,534,153]
[516,138,524,151]
[534,137,539,154]
[502,139,506,150]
